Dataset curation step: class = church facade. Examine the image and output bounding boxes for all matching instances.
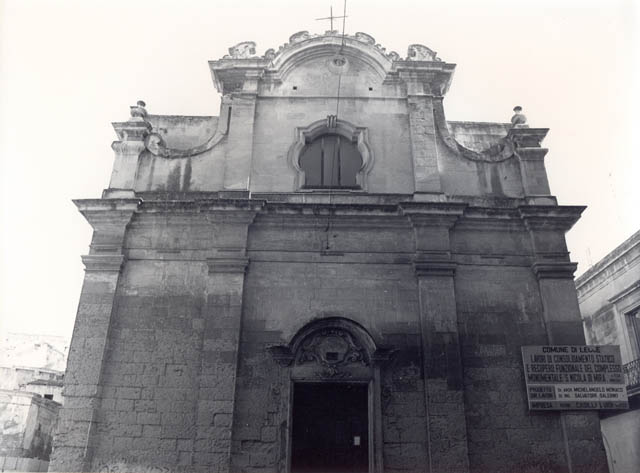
[50,31,608,473]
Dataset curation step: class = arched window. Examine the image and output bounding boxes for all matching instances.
[299,134,363,189]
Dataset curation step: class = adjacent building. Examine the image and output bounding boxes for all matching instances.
[576,230,640,473]
[0,333,68,472]
[50,30,609,473]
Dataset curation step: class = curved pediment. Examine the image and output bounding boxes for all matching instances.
[210,31,448,95]
[266,31,395,81]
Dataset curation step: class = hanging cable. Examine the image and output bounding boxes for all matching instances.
[324,0,348,250]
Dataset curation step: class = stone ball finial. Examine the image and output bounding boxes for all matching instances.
[511,106,528,128]
[130,100,148,120]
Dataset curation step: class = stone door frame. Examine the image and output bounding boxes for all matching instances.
[268,317,394,473]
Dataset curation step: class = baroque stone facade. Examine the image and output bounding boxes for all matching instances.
[50,31,608,473]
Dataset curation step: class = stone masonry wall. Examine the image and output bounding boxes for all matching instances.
[90,260,207,471]
[230,216,426,472]
[456,264,570,472]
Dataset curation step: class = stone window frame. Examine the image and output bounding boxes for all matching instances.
[625,307,640,360]
[288,118,375,192]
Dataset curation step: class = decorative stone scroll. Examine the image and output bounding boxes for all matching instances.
[289,31,311,44]
[138,97,232,159]
[354,32,375,45]
[262,30,434,66]
[228,41,257,59]
[406,44,442,62]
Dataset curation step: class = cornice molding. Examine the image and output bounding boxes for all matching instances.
[507,128,549,149]
[207,257,249,274]
[414,260,456,278]
[519,205,586,232]
[74,199,142,229]
[81,254,125,273]
[532,261,577,280]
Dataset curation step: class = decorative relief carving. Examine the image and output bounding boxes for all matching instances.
[387,51,400,61]
[355,32,375,45]
[433,102,518,163]
[263,48,276,61]
[228,41,257,59]
[262,31,433,65]
[289,31,311,44]
[296,328,369,371]
[144,133,169,157]
[406,44,442,62]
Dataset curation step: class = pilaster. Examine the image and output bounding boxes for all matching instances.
[521,205,609,473]
[221,69,263,191]
[194,208,258,473]
[50,198,140,472]
[509,128,551,199]
[404,203,470,473]
[109,101,151,194]
[400,71,442,195]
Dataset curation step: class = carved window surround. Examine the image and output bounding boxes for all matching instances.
[288,119,375,192]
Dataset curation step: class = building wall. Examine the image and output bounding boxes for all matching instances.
[0,391,59,462]
[49,204,608,473]
[50,31,608,473]
[601,404,640,473]
[576,230,640,473]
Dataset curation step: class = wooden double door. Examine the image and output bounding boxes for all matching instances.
[291,382,369,473]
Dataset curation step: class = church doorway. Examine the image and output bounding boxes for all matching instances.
[291,382,369,473]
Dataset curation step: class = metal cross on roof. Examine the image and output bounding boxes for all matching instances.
[315,6,347,31]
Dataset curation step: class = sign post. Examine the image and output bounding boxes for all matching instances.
[521,345,628,410]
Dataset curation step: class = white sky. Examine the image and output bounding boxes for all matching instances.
[1,0,638,340]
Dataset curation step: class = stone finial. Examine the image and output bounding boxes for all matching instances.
[263,48,276,61]
[407,44,438,61]
[228,41,257,59]
[511,106,528,128]
[130,100,147,119]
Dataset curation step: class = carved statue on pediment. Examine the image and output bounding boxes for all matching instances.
[407,44,439,62]
[289,31,311,44]
[228,41,257,59]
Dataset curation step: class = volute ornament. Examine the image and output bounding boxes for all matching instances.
[407,44,441,62]
[289,31,311,44]
[355,32,375,45]
[228,41,257,59]
[263,48,276,61]
[387,51,400,61]
[144,133,169,157]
